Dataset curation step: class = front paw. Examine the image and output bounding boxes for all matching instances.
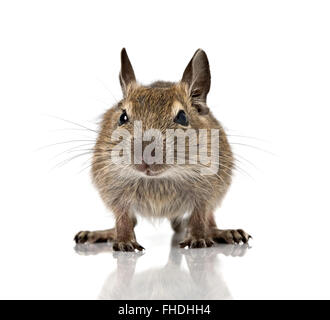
[113,240,145,252]
[74,228,115,244]
[213,229,252,244]
[74,231,103,244]
[180,237,214,249]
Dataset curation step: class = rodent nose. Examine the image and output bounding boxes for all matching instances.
[134,161,149,172]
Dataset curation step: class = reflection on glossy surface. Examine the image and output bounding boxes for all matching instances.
[74,233,250,300]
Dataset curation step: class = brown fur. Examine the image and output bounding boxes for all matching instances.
[74,49,251,251]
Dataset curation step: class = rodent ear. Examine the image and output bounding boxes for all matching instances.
[181,49,211,115]
[119,48,136,97]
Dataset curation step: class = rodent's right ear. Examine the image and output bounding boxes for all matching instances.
[119,48,136,97]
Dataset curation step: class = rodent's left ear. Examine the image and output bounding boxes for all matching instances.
[119,48,136,97]
[181,49,210,115]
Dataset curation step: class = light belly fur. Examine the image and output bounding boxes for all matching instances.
[130,179,194,219]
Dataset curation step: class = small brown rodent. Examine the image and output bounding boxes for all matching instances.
[74,48,251,251]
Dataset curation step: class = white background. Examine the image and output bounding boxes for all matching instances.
[0,0,330,299]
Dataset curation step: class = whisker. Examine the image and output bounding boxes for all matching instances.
[35,140,96,152]
[230,142,275,155]
[43,114,99,134]
[50,147,97,161]
[227,134,269,143]
[51,151,96,170]
[48,127,98,134]
[96,78,120,104]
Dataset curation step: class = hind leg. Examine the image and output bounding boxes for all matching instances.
[170,216,187,233]
[74,214,144,251]
[179,209,251,248]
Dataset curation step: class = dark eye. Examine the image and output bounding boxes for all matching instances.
[118,110,129,126]
[174,110,189,126]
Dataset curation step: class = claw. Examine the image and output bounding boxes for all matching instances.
[112,241,145,252]
[136,244,145,251]
[179,238,214,249]
[213,229,251,245]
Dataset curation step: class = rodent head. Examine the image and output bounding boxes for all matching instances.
[94,49,229,179]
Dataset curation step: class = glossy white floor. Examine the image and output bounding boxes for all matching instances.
[1,0,330,300]
[1,153,330,300]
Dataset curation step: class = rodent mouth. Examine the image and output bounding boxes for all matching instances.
[133,163,167,177]
[145,169,161,176]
